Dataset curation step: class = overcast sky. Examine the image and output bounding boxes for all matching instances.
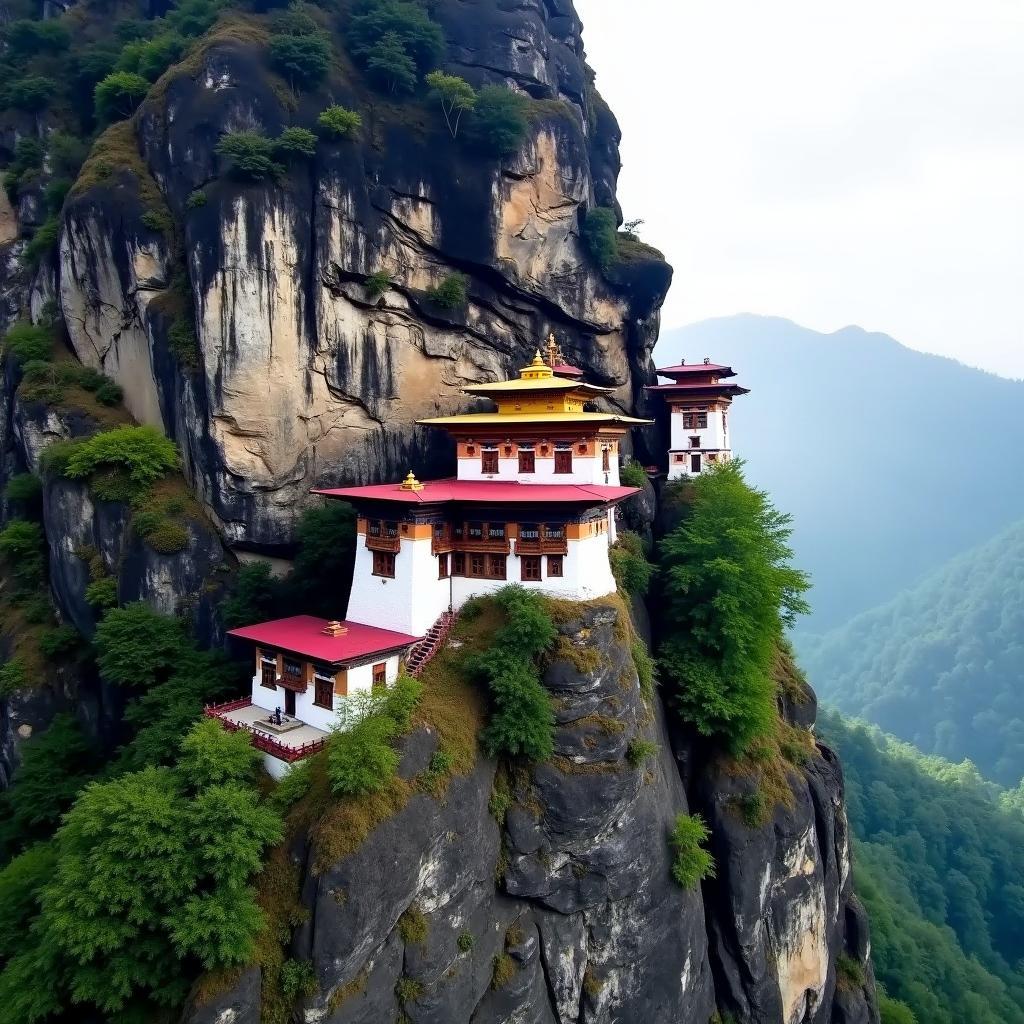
[575,0,1024,380]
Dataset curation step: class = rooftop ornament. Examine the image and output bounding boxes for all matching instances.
[400,470,425,491]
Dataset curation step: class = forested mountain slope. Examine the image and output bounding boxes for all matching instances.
[820,711,1024,1024]
[805,519,1024,785]
[656,315,1024,631]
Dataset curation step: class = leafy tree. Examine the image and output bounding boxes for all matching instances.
[20,216,61,268]
[269,32,332,89]
[3,322,52,364]
[125,32,188,82]
[222,560,281,628]
[0,845,58,958]
[0,716,102,856]
[879,997,918,1024]
[286,500,357,617]
[5,472,42,516]
[93,602,189,688]
[668,812,715,888]
[177,717,262,787]
[657,462,809,753]
[275,125,318,158]
[216,130,284,181]
[317,103,362,139]
[466,85,529,156]
[0,519,45,590]
[581,207,618,273]
[472,586,556,760]
[426,272,468,309]
[94,70,150,121]
[0,723,282,1022]
[6,75,57,113]
[4,18,71,56]
[425,70,475,136]
[609,530,653,596]
[60,424,179,486]
[348,0,444,93]
[362,30,417,94]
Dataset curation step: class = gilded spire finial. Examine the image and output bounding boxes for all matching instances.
[400,470,424,491]
[545,332,560,368]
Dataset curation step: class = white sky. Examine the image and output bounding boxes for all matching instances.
[575,0,1024,380]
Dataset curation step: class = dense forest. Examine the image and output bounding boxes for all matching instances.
[655,315,1024,631]
[820,711,1024,1023]
[806,519,1024,785]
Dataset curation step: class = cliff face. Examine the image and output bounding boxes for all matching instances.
[57,2,670,547]
[185,603,877,1024]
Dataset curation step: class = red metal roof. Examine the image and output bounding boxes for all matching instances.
[552,363,584,378]
[228,616,419,660]
[313,478,639,506]
[655,362,736,377]
[646,382,750,395]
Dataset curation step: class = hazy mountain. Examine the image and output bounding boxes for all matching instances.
[656,315,1024,630]
[803,519,1024,784]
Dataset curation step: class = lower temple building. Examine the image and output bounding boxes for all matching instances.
[208,342,650,774]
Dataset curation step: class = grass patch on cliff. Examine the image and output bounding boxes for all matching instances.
[17,350,130,429]
[71,121,167,214]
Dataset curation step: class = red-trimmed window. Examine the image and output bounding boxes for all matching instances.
[518,449,535,473]
[438,552,449,578]
[469,554,486,578]
[547,555,563,578]
[260,660,277,689]
[521,556,541,581]
[481,449,499,474]
[283,657,303,681]
[313,676,333,709]
[452,552,465,576]
[372,663,386,689]
[488,555,506,579]
[554,448,573,474]
[372,551,395,577]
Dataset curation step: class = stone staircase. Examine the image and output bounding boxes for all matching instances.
[406,610,457,677]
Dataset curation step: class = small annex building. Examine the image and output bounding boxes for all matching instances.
[208,338,654,776]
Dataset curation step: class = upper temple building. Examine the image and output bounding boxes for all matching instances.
[647,357,749,480]
[209,339,651,776]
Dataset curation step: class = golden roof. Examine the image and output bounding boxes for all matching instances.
[417,411,653,427]
[461,350,611,398]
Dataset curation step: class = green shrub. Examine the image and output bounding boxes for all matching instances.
[348,0,444,94]
[135,517,189,554]
[168,315,200,365]
[581,207,618,274]
[7,75,56,113]
[21,217,61,269]
[658,462,810,753]
[317,104,362,139]
[94,70,150,121]
[0,520,45,589]
[140,209,172,234]
[223,561,282,629]
[395,976,423,1004]
[467,85,529,156]
[425,70,476,137]
[4,18,71,56]
[127,32,187,82]
[837,953,866,990]
[84,576,118,610]
[271,7,322,36]
[269,32,332,89]
[631,638,656,701]
[5,473,42,509]
[398,905,427,944]
[878,995,918,1024]
[215,130,283,181]
[59,425,178,487]
[280,959,318,998]
[0,846,59,957]
[491,952,517,989]
[185,189,207,209]
[626,738,658,767]
[3,324,53,365]
[274,125,318,158]
[3,138,46,199]
[271,757,312,809]
[0,658,30,698]
[93,602,189,687]
[472,586,556,761]
[735,789,769,828]
[94,379,124,406]
[669,812,715,888]
[457,932,474,952]
[49,133,90,180]
[364,269,392,301]
[609,537,654,596]
[426,272,468,310]
[43,179,71,215]
[39,626,81,661]
[620,461,648,488]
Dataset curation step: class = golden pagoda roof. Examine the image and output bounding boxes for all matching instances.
[417,411,653,427]
[461,350,612,398]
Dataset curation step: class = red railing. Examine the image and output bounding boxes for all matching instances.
[204,697,327,762]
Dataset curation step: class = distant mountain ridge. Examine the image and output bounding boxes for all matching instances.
[657,315,1024,630]
[803,518,1024,785]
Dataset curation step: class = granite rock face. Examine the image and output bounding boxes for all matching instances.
[56,2,671,546]
[184,603,876,1024]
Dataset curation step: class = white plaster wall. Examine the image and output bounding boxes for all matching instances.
[345,537,451,637]
[248,652,403,733]
[669,407,728,453]
[457,452,619,486]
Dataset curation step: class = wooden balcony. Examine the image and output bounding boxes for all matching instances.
[365,532,401,553]
[456,537,511,555]
[515,536,568,556]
